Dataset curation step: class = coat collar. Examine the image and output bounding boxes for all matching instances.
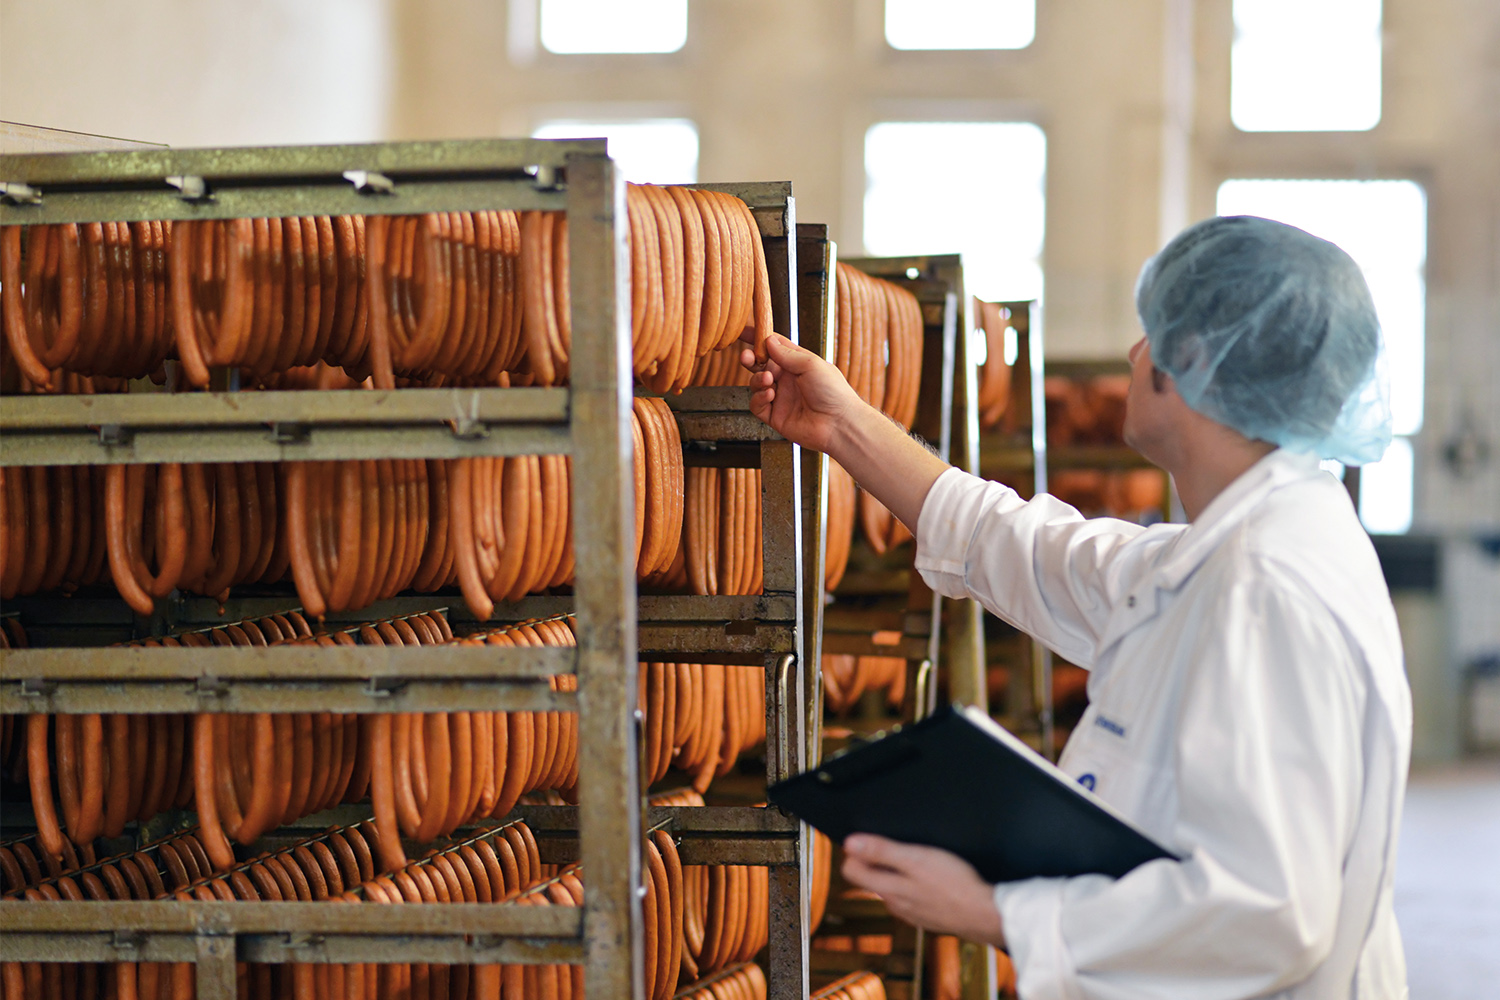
[1094,450,1327,657]
[1151,449,1325,594]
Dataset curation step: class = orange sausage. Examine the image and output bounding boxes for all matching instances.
[1,227,54,388]
[26,715,66,860]
[104,464,155,615]
[284,461,326,619]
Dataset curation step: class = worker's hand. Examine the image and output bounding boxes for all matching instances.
[741,334,862,456]
[841,834,1007,948]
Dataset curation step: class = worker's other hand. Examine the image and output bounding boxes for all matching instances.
[842,834,1006,948]
[741,333,861,456]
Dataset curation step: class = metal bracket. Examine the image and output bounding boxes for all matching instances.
[97,424,132,447]
[268,422,311,445]
[20,677,55,698]
[365,677,402,697]
[530,164,562,191]
[165,175,212,202]
[0,182,42,206]
[285,932,325,949]
[450,417,488,441]
[195,676,229,698]
[344,170,395,195]
[111,930,145,952]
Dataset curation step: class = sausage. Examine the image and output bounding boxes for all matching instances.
[233,714,277,845]
[104,464,156,615]
[621,185,654,372]
[40,224,84,369]
[282,461,328,619]
[640,188,685,394]
[707,193,748,353]
[361,213,398,389]
[191,714,236,870]
[443,711,474,834]
[1,227,55,388]
[433,211,475,374]
[25,715,66,860]
[518,210,559,385]
[474,836,514,900]
[653,830,686,993]
[391,712,425,839]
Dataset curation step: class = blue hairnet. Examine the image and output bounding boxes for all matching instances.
[1135,215,1392,466]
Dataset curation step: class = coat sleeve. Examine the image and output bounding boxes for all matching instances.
[993,562,1365,1000]
[914,468,1164,667]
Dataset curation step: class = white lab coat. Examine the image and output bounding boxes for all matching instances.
[914,450,1411,1000]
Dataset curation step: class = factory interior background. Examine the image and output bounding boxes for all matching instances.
[2,0,1497,994]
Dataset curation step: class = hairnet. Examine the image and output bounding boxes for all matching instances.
[1135,215,1392,466]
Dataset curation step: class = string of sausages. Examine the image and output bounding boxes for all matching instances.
[640,662,766,792]
[1043,372,1166,517]
[9,616,770,879]
[1,825,270,1000]
[673,963,769,1000]
[1,190,774,394]
[648,792,772,991]
[3,804,780,1000]
[974,299,1016,431]
[810,971,888,1000]
[824,265,924,592]
[0,222,174,388]
[820,631,907,717]
[1,419,765,626]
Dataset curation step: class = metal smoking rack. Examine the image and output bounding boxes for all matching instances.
[0,138,816,1000]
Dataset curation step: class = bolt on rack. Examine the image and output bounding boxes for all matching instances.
[0,139,814,1000]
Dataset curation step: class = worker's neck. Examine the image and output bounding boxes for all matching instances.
[1167,427,1277,521]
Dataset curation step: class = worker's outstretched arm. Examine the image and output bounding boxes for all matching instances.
[742,334,950,533]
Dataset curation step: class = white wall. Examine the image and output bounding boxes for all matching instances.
[0,0,394,148]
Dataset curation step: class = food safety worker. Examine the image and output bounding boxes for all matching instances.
[742,215,1412,999]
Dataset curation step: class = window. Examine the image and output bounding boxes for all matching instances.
[864,121,1046,303]
[531,119,698,184]
[885,0,1035,50]
[1231,0,1382,131]
[538,0,687,54]
[1216,178,1427,533]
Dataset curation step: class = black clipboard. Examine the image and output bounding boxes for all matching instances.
[768,704,1179,883]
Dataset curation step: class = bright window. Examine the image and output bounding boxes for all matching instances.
[864,121,1046,303]
[539,0,687,54]
[1216,178,1426,533]
[1359,436,1414,533]
[1231,0,1382,131]
[885,0,1035,50]
[532,119,698,184]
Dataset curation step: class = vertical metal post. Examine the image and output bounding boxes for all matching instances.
[567,152,644,1000]
[1026,302,1055,763]
[948,275,999,1000]
[760,199,809,1000]
[946,290,988,716]
[796,224,835,768]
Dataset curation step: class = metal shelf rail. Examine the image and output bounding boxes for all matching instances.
[0,141,811,1000]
